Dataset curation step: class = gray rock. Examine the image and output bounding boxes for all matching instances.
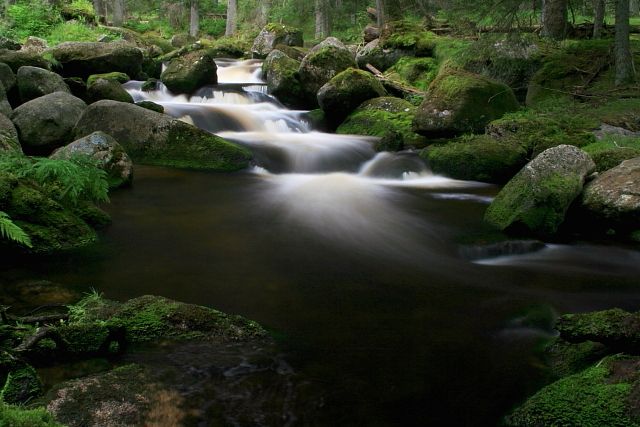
[593,123,640,140]
[51,131,133,188]
[0,50,50,73]
[22,36,48,53]
[0,113,21,153]
[73,100,251,171]
[581,157,640,231]
[160,49,217,94]
[485,145,596,236]
[356,38,411,72]
[363,24,380,43]
[0,36,21,51]
[262,50,304,108]
[251,24,303,59]
[0,82,11,117]
[48,42,143,79]
[17,66,70,103]
[0,62,16,93]
[11,91,87,154]
[86,79,134,104]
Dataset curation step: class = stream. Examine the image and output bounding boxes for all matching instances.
[3,59,640,425]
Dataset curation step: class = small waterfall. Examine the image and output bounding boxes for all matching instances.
[125,61,489,259]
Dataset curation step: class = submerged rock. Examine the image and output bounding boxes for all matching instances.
[48,42,143,79]
[413,67,519,138]
[160,49,217,95]
[51,131,133,188]
[317,67,387,127]
[16,66,70,103]
[73,100,251,171]
[485,145,595,236]
[251,23,303,59]
[11,92,87,155]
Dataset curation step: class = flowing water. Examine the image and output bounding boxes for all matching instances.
[3,60,640,426]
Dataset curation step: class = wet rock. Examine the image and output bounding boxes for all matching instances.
[0,113,21,153]
[86,78,134,104]
[485,145,595,236]
[251,23,303,59]
[11,92,87,155]
[73,100,251,171]
[160,49,217,94]
[413,68,519,138]
[317,67,387,127]
[48,42,143,79]
[298,37,356,107]
[51,131,133,188]
[262,49,304,109]
[581,157,640,232]
[16,66,70,103]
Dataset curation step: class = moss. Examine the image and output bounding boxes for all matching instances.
[337,97,427,149]
[135,100,164,114]
[160,49,217,94]
[1,365,42,404]
[57,322,112,354]
[545,338,610,380]
[71,202,111,229]
[273,44,307,61]
[590,99,640,131]
[421,135,528,183]
[556,309,640,351]
[380,21,438,56]
[206,37,250,58]
[141,78,159,92]
[263,51,304,108]
[385,57,438,91]
[86,72,130,87]
[505,355,640,427]
[264,23,302,38]
[0,402,62,426]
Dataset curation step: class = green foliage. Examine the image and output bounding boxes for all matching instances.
[67,289,105,323]
[200,19,226,37]
[0,402,62,427]
[46,20,113,46]
[66,0,94,16]
[583,135,640,171]
[3,0,61,40]
[0,211,32,248]
[0,155,109,206]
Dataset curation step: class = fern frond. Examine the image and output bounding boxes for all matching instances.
[0,211,32,248]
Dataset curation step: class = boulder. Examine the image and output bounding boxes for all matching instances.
[0,37,21,51]
[262,50,304,108]
[86,78,134,104]
[421,135,528,183]
[337,97,426,149]
[22,36,48,53]
[48,42,143,79]
[385,57,439,91]
[64,76,88,100]
[86,71,130,87]
[135,100,164,113]
[0,62,16,93]
[160,49,217,94]
[170,33,196,48]
[0,83,11,117]
[317,68,387,127]
[0,50,50,73]
[413,68,519,138]
[10,92,87,155]
[273,44,307,61]
[363,24,380,43]
[356,38,412,72]
[581,157,640,232]
[251,23,304,59]
[73,100,251,171]
[0,113,21,153]
[485,145,595,236]
[16,66,70,103]
[51,131,133,188]
[298,37,356,107]
[556,308,640,352]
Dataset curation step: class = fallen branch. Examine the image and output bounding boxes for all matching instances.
[365,64,426,96]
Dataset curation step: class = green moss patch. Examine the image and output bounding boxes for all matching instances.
[385,57,438,91]
[0,402,62,427]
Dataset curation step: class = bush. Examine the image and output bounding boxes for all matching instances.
[4,0,61,40]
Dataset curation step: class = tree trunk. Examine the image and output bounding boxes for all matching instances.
[190,0,199,37]
[225,0,237,35]
[315,0,330,39]
[616,0,636,85]
[541,0,568,39]
[376,0,385,28]
[258,0,272,27]
[112,0,125,27]
[93,0,106,23]
[631,0,640,15]
[593,0,606,38]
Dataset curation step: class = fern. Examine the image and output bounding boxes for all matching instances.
[0,211,32,248]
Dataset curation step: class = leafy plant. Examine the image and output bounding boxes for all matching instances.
[5,0,61,40]
[0,211,32,248]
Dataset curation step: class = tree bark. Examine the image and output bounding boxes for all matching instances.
[258,0,272,27]
[631,0,640,15]
[616,0,636,85]
[225,0,237,35]
[112,0,125,27]
[376,0,385,28]
[541,0,569,39]
[593,0,606,38]
[315,0,330,39]
[93,0,106,23]
[190,0,199,37]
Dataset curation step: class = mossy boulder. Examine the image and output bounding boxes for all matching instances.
[584,144,640,172]
[273,44,307,61]
[556,308,640,352]
[251,23,303,59]
[355,38,412,72]
[421,135,528,183]
[206,37,250,58]
[485,145,595,237]
[545,338,609,380]
[47,42,143,79]
[580,157,640,233]
[0,361,42,404]
[0,113,21,154]
[0,50,50,73]
[317,68,387,127]
[298,37,356,107]
[50,131,133,188]
[337,96,426,149]
[73,100,251,171]
[413,68,519,138]
[160,49,217,94]
[505,355,640,427]
[86,78,134,104]
[385,57,439,91]
[135,100,164,113]
[380,21,439,57]
[86,72,130,87]
[10,92,87,155]
[262,49,305,108]
[17,65,71,102]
